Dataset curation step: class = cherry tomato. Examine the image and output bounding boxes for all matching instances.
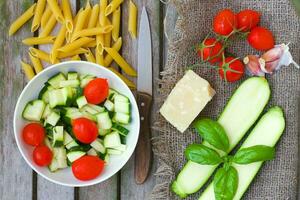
[247,27,275,51]
[236,9,260,31]
[33,145,53,166]
[72,155,105,181]
[197,38,224,64]
[72,118,98,144]
[219,57,244,82]
[84,78,109,104]
[213,9,236,36]
[22,123,45,146]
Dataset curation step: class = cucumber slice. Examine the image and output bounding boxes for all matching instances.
[96,112,112,129]
[59,79,80,88]
[107,149,122,155]
[53,147,67,169]
[114,94,129,103]
[42,104,52,119]
[114,101,130,114]
[112,144,126,152]
[104,132,121,148]
[48,73,66,88]
[108,89,119,100]
[104,154,109,164]
[38,84,54,103]
[87,148,98,156]
[76,96,88,109]
[113,113,130,124]
[66,151,86,163]
[80,75,95,88]
[98,128,110,136]
[90,139,106,154]
[104,99,114,111]
[48,159,59,172]
[44,111,60,126]
[111,123,129,136]
[49,87,73,108]
[199,107,285,200]
[80,105,99,115]
[87,104,105,113]
[67,72,78,80]
[66,140,79,150]
[22,100,46,121]
[63,131,73,145]
[52,126,64,147]
[172,77,271,198]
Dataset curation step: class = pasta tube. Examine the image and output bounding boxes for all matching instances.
[112,7,121,41]
[105,0,124,16]
[21,61,35,80]
[108,67,136,89]
[99,0,107,26]
[57,37,94,52]
[84,49,96,63]
[87,4,100,28]
[29,47,59,64]
[104,47,137,76]
[104,37,122,66]
[50,25,67,63]
[128,0,137,38]
[71,26,113,41]
[22,36,56,45]
[39,14,57,37]
[72,7,91,41]
[57,48,88,59]
[41,6,52,29]
[29,52,43,73]
[47,0,65,23]
[31,0,47,32]
[9,4,36,36]
[61,0,74,33]
[83,40,97,48]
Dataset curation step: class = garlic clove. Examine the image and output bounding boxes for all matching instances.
[243,55,265,76]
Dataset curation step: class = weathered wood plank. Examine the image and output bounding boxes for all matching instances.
[0,1,34,199]
[36,1,77,199]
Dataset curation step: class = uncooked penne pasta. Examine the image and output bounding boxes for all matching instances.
[22,36,56,45]
[9,4,36,36]
[29,52,43,73]
[41,6,52,29]
[39,14,57,37]
[58,37,94,52]
[58,48,88,59]
[72,26,113,41]
[88,4,100,28]
[72,7,91,40]
[29,47,59,64]
[104,18,112,47]
[83,40,97,48]
[104,37,122,66]
[21,61,35,80]
[51,25,67,63]
[104,47,137,76]
[96,24,105,55]
[84,49,96,63]
[112,7,121,41]
[61,0,74,33]
[71,55,81,61]
[31,0,47,32]
[105,0,124,16]
[96,42,105,66]
[99,0,108,26]
[47,0,65,24]
[128,0,137,38]
[108,67,136,89]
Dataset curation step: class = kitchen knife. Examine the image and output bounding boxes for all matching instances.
[134,7,153,185]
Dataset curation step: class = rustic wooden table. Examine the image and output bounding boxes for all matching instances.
[0,0,178,199]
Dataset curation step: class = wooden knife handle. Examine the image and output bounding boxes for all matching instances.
[134,91,153,184]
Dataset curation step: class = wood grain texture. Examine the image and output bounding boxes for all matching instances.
[0,1,34,200]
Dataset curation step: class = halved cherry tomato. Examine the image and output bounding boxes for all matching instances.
[84,78,109,104]
[72,118,98,144]
[219,57,244,82]
[247,27,275,51]
[213,9,236,36]
[22,123,45,146]
[197,38,224,64]
[33,145,53,166]
[72,155,105,181]
[236,9,260,31]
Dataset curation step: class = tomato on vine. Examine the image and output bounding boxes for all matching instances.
[236,10,260,31]
[218,56,245,82]
[213,9,237,36]
[197,38,224,64]
[247,27,275,51]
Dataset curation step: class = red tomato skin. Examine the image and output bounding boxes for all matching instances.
[72,118,98,144]
[22,123,45,146]
[84,78,109,104]
[213,9,237,36]
[72,156,105,181]
[197,38,224,64]
[237,10,260,31]
[33,145,53,166]
[247,27,275,51]
[219,57,245,82]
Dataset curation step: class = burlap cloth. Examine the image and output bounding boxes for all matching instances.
[151,0,300,199]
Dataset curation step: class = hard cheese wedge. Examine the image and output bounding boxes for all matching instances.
[160,70,215,133]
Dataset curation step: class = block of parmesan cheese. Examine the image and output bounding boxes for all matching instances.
[160,70,215,133]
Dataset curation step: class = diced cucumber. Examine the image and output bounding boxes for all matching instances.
[90,139,106,154]
[108,89,118,100]
[52,126,64,147]
[59,79,80,88]
[87,148,98,156]
[172,77,271,198]
[114,101,130,114]
[66,151,86,162]
[49,87,73,108]
[113,113,130,124]
[112,144,126,152]
[107,149,122,155]
[87,104,105,113]
[76,96,88,109]
[38,84,54,103]
[42,104,52,119]
[114,94,129,103]
[63,111,83,124]
[48,73,66,88]
[80,111,97,121]
[66,140,79,150]
[48,159,59,172]
[111,123,129,136]
[98,128,110,136]
[104,154,109,164]
[104,99,114,111]
[80,105,98,115]
[22,100,46,121]
[104,132,121,148]
[44,138,52,149]
[63,131,73,145]
[199,107,285,200]
[96,112,112,129]
[44,111,60,126]
[67,72,78,80]
[53,147,67,169]
[80,75,95,88]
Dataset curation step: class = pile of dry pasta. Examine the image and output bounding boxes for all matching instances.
[9,0,138,89]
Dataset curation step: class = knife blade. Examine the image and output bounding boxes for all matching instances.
[134,7,153,184]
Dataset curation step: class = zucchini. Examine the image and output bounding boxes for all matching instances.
[199,107,285,200]
[22,100,46,121]
[172,77,271,198]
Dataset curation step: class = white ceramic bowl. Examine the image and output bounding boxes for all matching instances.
[13,61,140,187]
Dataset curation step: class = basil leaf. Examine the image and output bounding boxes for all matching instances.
[185,144,222,165]
[213,166,238,200]
[193,118,229,152]
[233,145,275,164]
